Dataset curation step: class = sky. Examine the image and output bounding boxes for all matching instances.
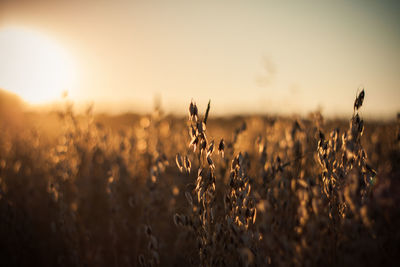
[0,0,399,117]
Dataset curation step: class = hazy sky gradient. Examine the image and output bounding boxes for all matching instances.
[1,0,399,117]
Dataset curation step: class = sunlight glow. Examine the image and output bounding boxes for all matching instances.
[0,27,77,104]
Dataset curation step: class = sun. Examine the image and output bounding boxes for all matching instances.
[0,27,77,104]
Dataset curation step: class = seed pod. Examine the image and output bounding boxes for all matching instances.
[149,235,158,250]
[184,155,191,173]
[193,104,198,119]
[231,157,238,170]
[207,155,215,170]
[197,120,205,134]
[245,182,251,196]
[207,140,214,157]
[319,131,325,141]
[185,191,193,206]
[173,213,181,226]
[252,208,257,224]
[190,125,196,138]
[197,168,204,178]
[138,254,145,266]
[200,139,207,152]
[218,139,225,157]
[189,100,198,121]
[189,102,194,118]
[354,89,365,111]
[358,118,364,134]
[197,188,202,203]
[190,136,199,151]
[204,99,211,124]
[176,154,183,172]
[238,153,244,166]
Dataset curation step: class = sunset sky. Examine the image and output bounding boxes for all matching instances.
[0,0,399,117]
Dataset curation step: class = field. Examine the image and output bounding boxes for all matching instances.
[0,91,399,266]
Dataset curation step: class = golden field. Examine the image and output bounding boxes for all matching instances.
[0,90,399,266]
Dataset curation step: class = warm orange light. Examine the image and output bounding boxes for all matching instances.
[0,27,77,104]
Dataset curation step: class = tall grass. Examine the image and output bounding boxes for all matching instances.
[0,91,399,266]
